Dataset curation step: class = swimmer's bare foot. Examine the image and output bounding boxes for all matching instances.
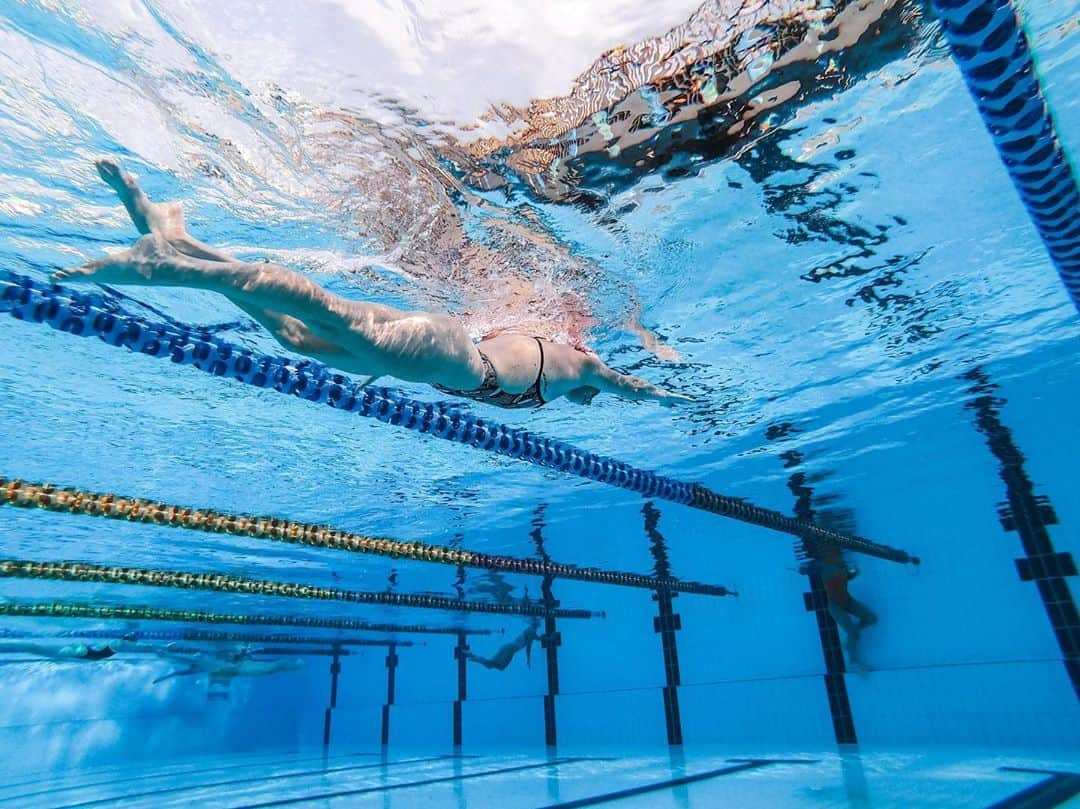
[96,158,186,240]
[96,158,233,263]
[848,659,871,677]
[53,233,179,285]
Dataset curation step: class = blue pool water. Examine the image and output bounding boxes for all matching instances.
[0,0,1078,806]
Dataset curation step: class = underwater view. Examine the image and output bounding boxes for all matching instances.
[0,0,1078,806]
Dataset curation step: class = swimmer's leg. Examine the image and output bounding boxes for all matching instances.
[463,652,496,670]
[61,161,488,388]
[847,598,878,630]
[87,160,358,362]
[624,311,682,363]
[827,601,864,665]
[0,641,61,658]
[464,649,512,671]
[153,665,200,684]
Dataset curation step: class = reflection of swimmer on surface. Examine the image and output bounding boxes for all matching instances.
[56,160,690,410]
[467,572,516,604]
[818,544,878,672]
[464,617,546,672]
[152,644,303,685]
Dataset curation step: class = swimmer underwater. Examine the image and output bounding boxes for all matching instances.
[56,160,691,410]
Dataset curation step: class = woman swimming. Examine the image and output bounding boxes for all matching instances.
[464,617,545,671]
[152,645,303,684]
[56,160,690,409]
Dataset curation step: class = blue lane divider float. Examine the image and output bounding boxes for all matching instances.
[932,0,1080,311]
[0,271,918,564]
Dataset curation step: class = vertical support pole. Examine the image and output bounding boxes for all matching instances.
[381,642,398,747]
[964,368,1080,697]
[322,642,342,749]
[532,505,560,748]
[653,588,683,746]
[644,502,683,746]
[453,630,468,747]
[780,450,858,745]
[541,574,561,748]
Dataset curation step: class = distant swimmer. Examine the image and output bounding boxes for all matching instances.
[152,645,303,684]
[464,617,545,672]
[0,638,135,661]
[56,160,690,410]
[817,544,878,673]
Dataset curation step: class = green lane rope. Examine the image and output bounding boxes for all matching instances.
[0,559,597,619]
[0,601,493,635]
[0,478,731,596]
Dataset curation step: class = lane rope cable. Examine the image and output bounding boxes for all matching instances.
[932,0,1080,310]
[0,559,599,619]
[0,601,495,634]
[0,478,731,597]
[0,273,918,564]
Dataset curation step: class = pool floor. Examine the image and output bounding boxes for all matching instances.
[1,746,1077,808]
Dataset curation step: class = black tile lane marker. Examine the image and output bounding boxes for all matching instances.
[964,368,1080,699]
[0,751,379,805]
[532,504,561,749]
[321,643,343,749]
[453,629,468,747]
[381,642,398,747]
[643,502,684,746]
[538,758,818,808]
[780,449,858,745]
[229,757,601,809]
[52,756,458,809]
[987,768,1080,809]
[0,747,307,794]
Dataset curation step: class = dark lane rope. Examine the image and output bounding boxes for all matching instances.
[4,628,416,646]
[0,559,598,619]
[0,601,494,634]
[0,272,918,563]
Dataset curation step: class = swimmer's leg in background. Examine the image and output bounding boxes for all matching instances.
[846,598,878,630]
[153,665,201,684]
[464,645,515,671]
[827,601,866,668]
[624,305,682,363]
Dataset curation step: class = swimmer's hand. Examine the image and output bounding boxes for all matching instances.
[657,390,695,407]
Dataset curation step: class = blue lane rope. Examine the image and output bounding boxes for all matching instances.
[0,271,917,564]
[932,0,1080,310]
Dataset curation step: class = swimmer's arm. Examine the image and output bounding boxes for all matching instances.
[584,360,692,406]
